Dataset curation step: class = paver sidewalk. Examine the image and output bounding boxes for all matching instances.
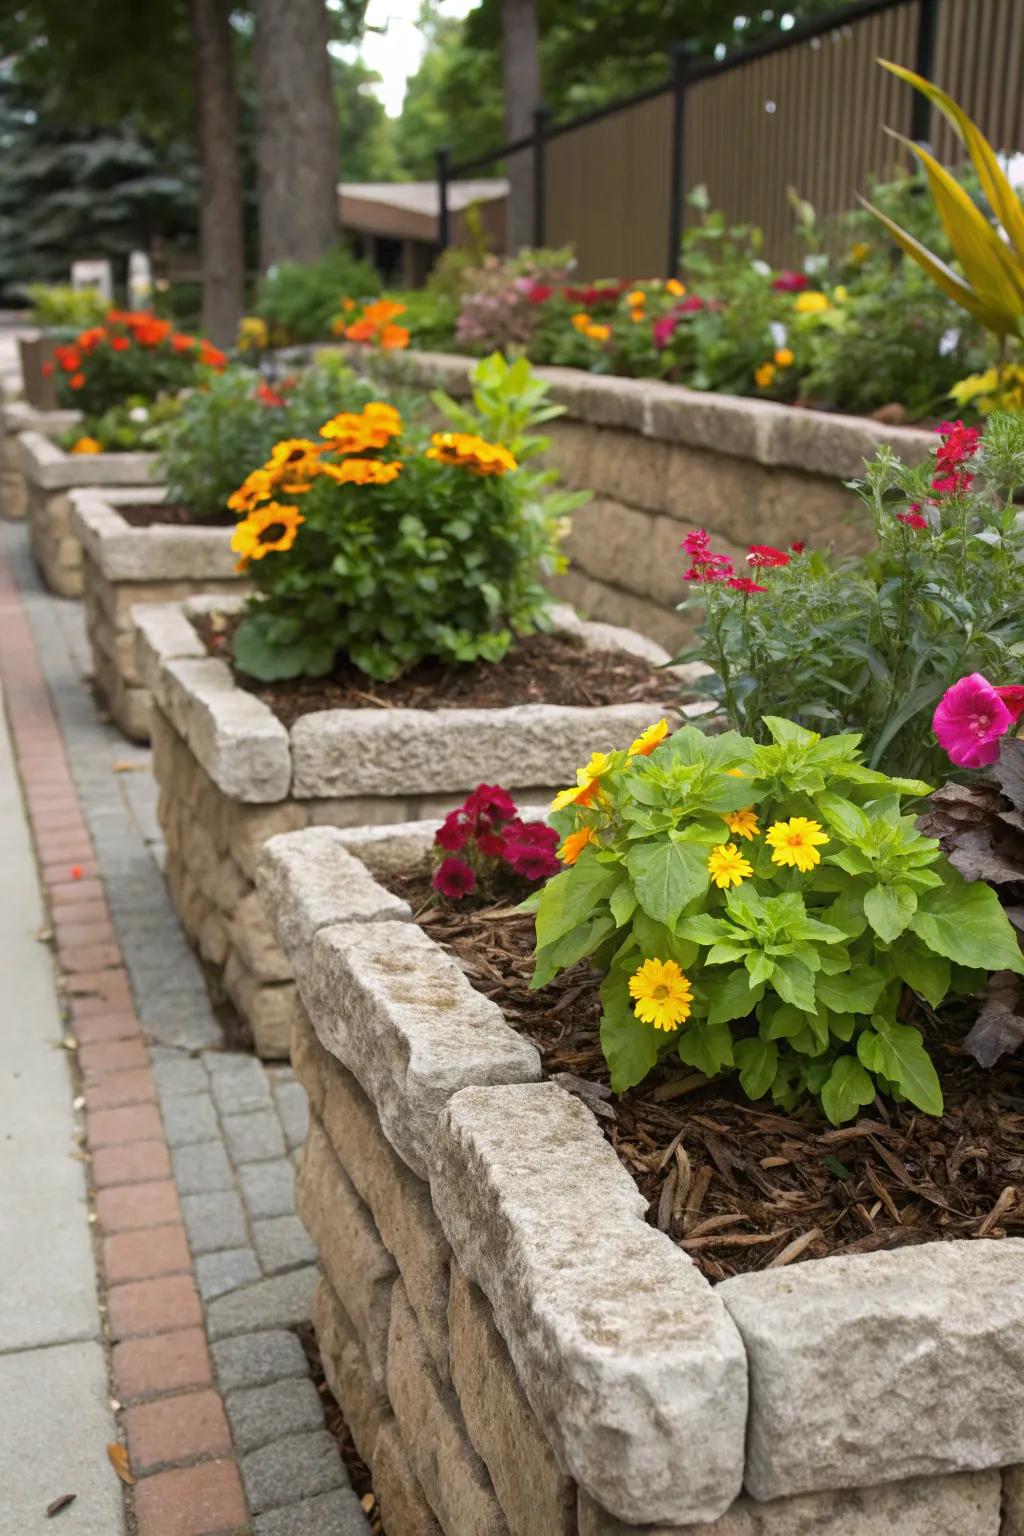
[0,523,371,1534]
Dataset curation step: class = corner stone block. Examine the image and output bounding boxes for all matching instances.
[133,602,207,692]
[387,1280,509,1536]
[257,826,411,968]
[577,1469,1002,1536]
[431,1081,747,1527]
[155,659,291,803]
[717,1238,1024,1500]
[449,1262,575,1536]
[296,920,541,1181]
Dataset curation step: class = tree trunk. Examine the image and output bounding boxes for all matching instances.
[187,0,245,348]
[252,0,339,270]
[500,0,541,254]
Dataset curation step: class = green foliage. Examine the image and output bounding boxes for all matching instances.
[62,394,184,453]
[232,356,576,682]
[25,283,108,327]
[677,413,1024,779]
[333,54,402,183]
[534,717,1024,1124]
[255,246,382,344]
[157,360,375,522]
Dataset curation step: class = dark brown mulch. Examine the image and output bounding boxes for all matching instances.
[117,502,235,528]
[388,872,1024,1281]
[195,613,671,725]
[296,1322,385,1533]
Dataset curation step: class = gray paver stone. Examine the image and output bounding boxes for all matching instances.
[227,1376,325,1452]
[212,1330,308,1392]
[253,1489,370,1536]
[172,1139,234,1195]
[182,1189,249,1255]
[207,1266,318,1339]
[222,1109,287,1164]
[206,1052,273,1115]
[272,1077,309,1151]
[239,1158,297,1219]
[196,1246,262,1300]
[150,1049,208,1098]
[253,1215,318,1274]
[160,1090,220,1147]
[242,1429,348,1514]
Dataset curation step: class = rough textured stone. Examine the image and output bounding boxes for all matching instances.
[133,602,207,691]
[228,801,310,881]
[551,567,690,654]
[19,429,157,490]
[290,700,669,799]
[295,1118,395,1386]
[431,1082,747,1527]
[181,1189,249,1255]
[253,1488,369,1536]
[222,955,297,1062]
[211,1330,308,1393]
[449,1263,574,1536]
[230,889,293,983]
[72,488,240,582]
[271,1076,309,1151]
[242,1430,347,1514]
[207,1266,318,1340]
[372,1419,443,1536]
[171,1139,234,1195]
[205,1053,272,1116]
[238,1158,298,1221]
[258,825,411,967]
[312,1271,392,1467]
[577,1470,1002,1536]
[298,919,541,1181]
[387,1281,508,1536]
[1004,1465,1024,1536]
[718,1239,1024,1499]
[152,668,290,802]
[227,1376,325,1452]
[195,1247,261,1301]
[335,821,438,881]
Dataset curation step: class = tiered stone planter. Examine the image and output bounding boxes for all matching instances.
[0,401,81,520]
[257,820,1024,1536]
[364,350,937,651]
[18,429,158,596]
[136,593,681,1059]
[71,488,246,742]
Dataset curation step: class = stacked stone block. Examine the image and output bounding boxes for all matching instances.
[0,400,80,520]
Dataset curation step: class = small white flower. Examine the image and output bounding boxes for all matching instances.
[938,328,961,357]
[769,320,788,349]
[129,406,149,423]
[803,253,828,276]
[751,259,772,277]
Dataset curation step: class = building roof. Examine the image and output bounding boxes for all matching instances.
[338,179,508,243]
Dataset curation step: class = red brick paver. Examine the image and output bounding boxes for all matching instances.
[96,1179,182,1233]
[113,1330,213,1403]
[91,1141,172,1189]
[83,1066,156,1110]
[78,1037,150,1077]
[87,1101,164,1148]
[126,1389,232,1475]
[107,1275,203,1341]
[134,1460,247,1536]
[104,1224,191,1284]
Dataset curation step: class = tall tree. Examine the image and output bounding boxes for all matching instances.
[252,0,340,269]
[500,0,541,252]
[187,0,245,345]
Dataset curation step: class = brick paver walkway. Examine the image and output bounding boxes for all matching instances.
[0,521,370,1535]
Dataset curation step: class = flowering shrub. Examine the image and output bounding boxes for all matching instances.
[431,785,559,900]
[253,246,381,344]
[45,310,226,417]
[678,413,1024,779]
[60,395,184,454]
[531,716,1024,1123]
[227,356,577,682]
[157,360,376,523]
[334,298,409,350]
[448,249,573,355]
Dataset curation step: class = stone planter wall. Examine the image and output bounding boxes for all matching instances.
[136,593,682,1059]
[18,429,159,595]
[360,351,936,652]
[71,488,246,742]
[0,401,81,521]
[257,822,1023,1536]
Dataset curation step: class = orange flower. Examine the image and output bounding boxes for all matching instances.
[199,342,227,369]
[68,373,86,390]
[78,327,105,352]
[172,333,197,353]
[70,435,102,455]
[320,458,402,487]
[344,318,376,343]
[628,719,669,757]
[425,432,516,477]
[361,299,406,326]
[231,502,304,569]
[378,324,409,350]
[559,826,598,865]
[110,336,130,352]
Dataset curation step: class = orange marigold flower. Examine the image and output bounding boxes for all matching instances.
[378,324,409,350]
[70,435,102,455]
[68,373,86,390]
[559,826,598,865]
[425,432,517,477]
[666,278,686,296]
[570,312,592,332]
[231,502,304,570]
[320,458,402,487]
[584,323,611,342]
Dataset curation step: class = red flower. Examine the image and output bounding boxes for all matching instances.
[57,346,81,372]
[69,373,86,390]
[790,541,805,554]
[747,544,790,569]
[110,336,130,352]
[432,858,477,900]
[995,685,1024,723]
[681,529,711,556]
[476,832,507,858]
[501,819,560,882]
[256,381,286,407]
[42,361,53,377]
[677,295,706,313]
[435,810,472,852]
[652,314,679,350]
[727,577,767,594]
[684,551,734,582]
[772,270,809,292]
[526,282,553,304]
[896,511,928,530]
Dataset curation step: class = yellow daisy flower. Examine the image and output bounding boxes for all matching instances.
[666,278,686,296]
[231,502,304,570]
[559,826,598,865]
[722,806,759,841]
[774,347,794,368]
[707,843,753,889]
[794,291,829,314]
[754,361,775,389]
[628,719,669,757]
[765,817,830,873]
[551,751,613,812]
[628,957,693,1031]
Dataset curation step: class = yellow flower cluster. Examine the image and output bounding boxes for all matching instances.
[950,364,1024,415]
[319,401,401,453]
[425,432,517,477]
[231,502,304,569]
[754,348,794,390]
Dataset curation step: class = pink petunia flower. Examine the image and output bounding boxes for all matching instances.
[932,674,1014,768]
[432,857,478,900]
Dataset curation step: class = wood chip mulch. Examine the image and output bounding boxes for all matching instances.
[390,875,1024,1281]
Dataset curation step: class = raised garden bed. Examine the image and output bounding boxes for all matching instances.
[257,819,1023,1536]
[352,348,937,651]
[0,400,81,521]
[71,487,246,742]
[136,592,682,1058]
[18,428,159,596]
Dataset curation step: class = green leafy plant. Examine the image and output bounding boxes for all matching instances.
[254,245,381,345]
[532,717,1024,1125]
[157,359,376,522]
[25,282,108,327]
[61,393,183,453]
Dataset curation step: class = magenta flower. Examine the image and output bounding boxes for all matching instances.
[932,674,1013,768]
[432,857,478,900]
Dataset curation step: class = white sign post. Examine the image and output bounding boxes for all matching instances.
[70,259,113,302]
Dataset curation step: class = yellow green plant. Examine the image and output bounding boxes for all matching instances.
[861,62,1024,342]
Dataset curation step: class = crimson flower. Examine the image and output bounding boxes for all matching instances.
[772,270,809,292]
[467,784,517,825]
[681,529,711,556]
[652,314,678,350]
[790,541,805,554]
[432,858,478,900]
[677,295,706,313]
[501,820,560,882]
[476,832,507,858]
[933,674,1014,769]
[435,810,472,851]
[727,577,767,594]
[995,686,1024,722]
[526,283,553,304]
[747,545,790,569]
[256,382,286,407]
[896,510,928,530]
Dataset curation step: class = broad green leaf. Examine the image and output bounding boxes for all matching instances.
[706,969,764,1025]
[866,1017,944,1117]
[771,955,816,1013]
[759,1001,810,1040]
[677,1021,734,1077]
[829,847,874,877]
[886,943,950,1008]
[816,792,871,844]
[909,873,1024,976]
[820,1057,876,1127]
[815,966,886,1014]
[863,882,917,944]
[820,891,868,940]
[532,915,616,989]
[706,942,750,966]
[609,882,638,928]
[632,911,699,969]
[763,716,819,747]
[628,839,711,925]
[734,1037,779,1099]
[534,856,623,951]
[745,951,775,987]
[599,972,660,1093]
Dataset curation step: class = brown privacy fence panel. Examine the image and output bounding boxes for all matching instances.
[438,0,1024,281]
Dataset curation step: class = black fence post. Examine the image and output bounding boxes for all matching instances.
[666,42,691,278]
[533,105,550,248]
[911,0,939,142]
[437,147,451,251]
